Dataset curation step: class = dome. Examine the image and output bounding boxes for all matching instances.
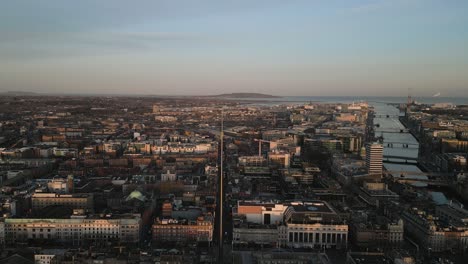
[126,190,146,202]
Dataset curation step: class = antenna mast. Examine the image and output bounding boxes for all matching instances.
[218,107,224,263]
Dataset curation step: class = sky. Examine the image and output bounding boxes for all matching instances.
[1,0,467,97]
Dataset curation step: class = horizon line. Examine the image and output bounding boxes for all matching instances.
[2,91,468,99]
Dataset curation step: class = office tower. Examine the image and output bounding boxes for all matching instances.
[366,142,383,176]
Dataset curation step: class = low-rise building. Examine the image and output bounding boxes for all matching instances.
[152,215,213,243]
[351,218,404,249]
[237,201,289,225]
[0,221,4,246]
[31,193,94,212]
[234,200,349,249]
[279,201,348,249]
[402,207,468,252]
[232,222,278,246]
[2,213,140,246]
[233,251,331,264]
[436,203,468,226]
[358,182,399,207]
[268,151,291,168]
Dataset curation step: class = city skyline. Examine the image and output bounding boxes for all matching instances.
[1,0,468,97]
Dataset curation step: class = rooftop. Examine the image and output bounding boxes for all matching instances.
[289,201,335,214]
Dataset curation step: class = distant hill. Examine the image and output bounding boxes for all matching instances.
[209,93,281,98]
[0,91,39,96]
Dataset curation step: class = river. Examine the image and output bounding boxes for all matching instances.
[372,103,430,187]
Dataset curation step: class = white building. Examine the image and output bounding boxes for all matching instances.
[237,201,290,225]
[2,214,140,246]
[366,143,383,176]
[35,254,57,264]
[279,201,348,249]
[280,222,348,249]
[234,200,348,249]
[47,178,70,193]
[161,170,177,182]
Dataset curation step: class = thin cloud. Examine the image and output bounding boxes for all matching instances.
[0,31,206,60]
[347,0,421,14]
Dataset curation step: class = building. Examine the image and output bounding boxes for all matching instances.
[262,130,287,141]
[153,104,160,113]
[161,201,173,217]
[2,213,141,246]
[236,201,290,225]
[232,222,278,246]
[35,254,57,264]
[337,134,363,153]
[441,139,468,153]
[335,113,358,122]
[351,218,404,249]
[1,198,17,217]
[47,178,71,193]
[331,155,368,185]
[358,182,399,207]
[435,153,467,172]
[232,251,331,264]
[281,168,317,185]
[152,215,213,243]
[304,138,343,154]
[279,201,348,249]
[402,208,468,252]
[161,170,177,182]
[366,143,383,176]
[0,221,4,246]
[238,156,268,167]
[34,250,66,264]
[346,252,390,264]
[268,151,290,168]
[235,200,349,249]
[436,203,468,226]
[31,193,94,212]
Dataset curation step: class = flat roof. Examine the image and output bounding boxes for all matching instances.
[289,201,334,214]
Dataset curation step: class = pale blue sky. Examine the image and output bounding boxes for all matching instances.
[1,0,467,96]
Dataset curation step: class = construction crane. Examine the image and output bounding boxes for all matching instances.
[253,139,272,157]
